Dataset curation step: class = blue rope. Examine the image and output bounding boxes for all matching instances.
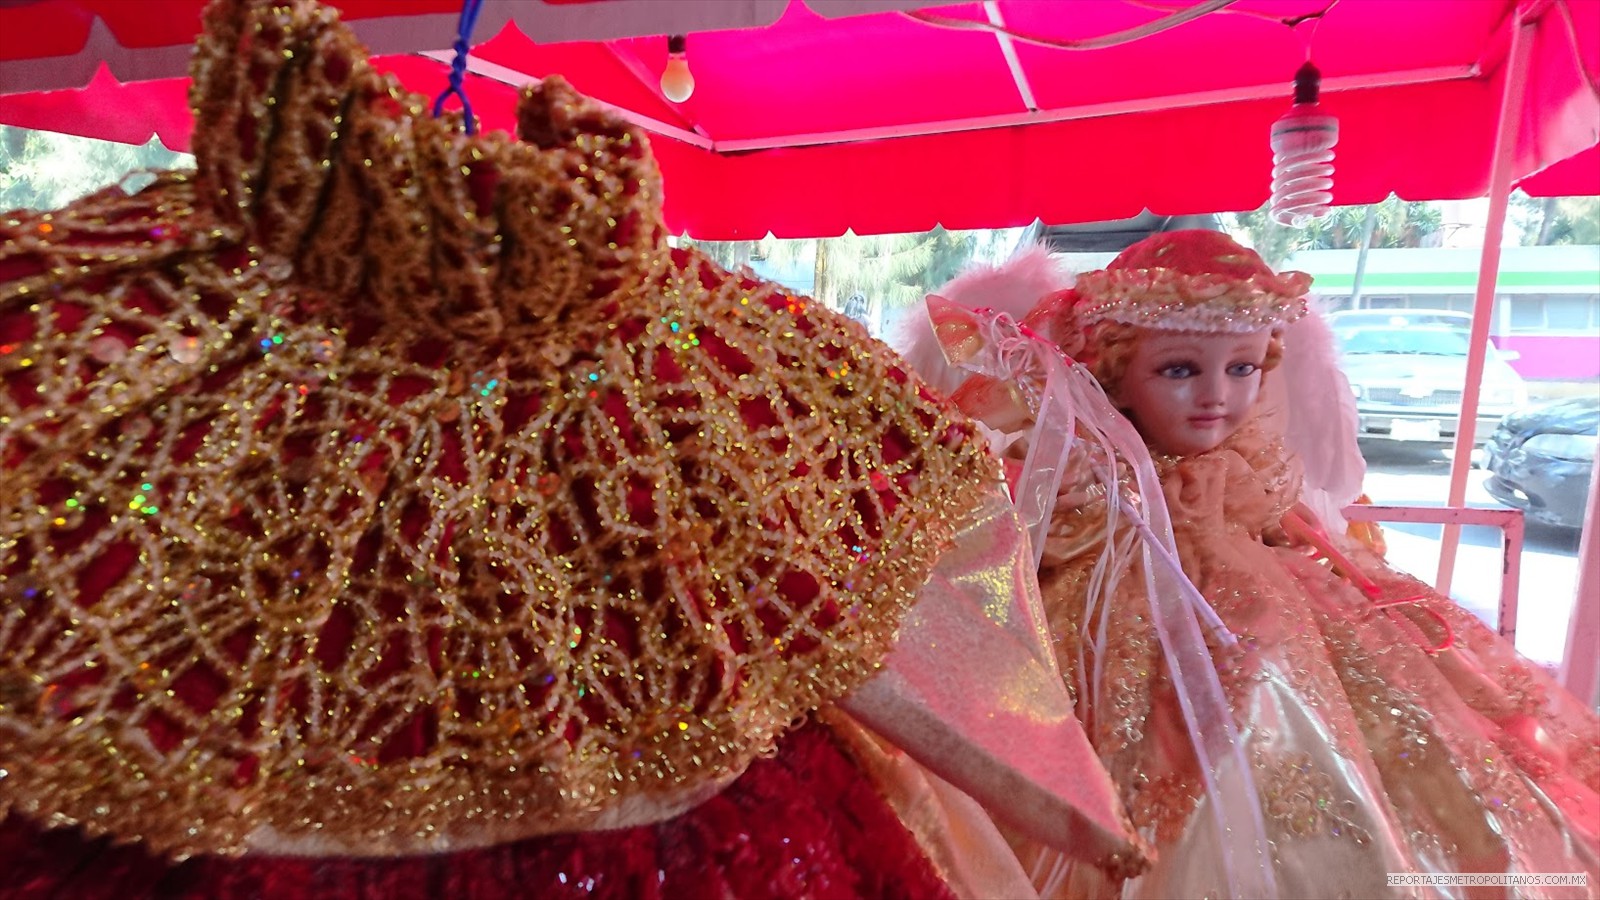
[432,0,486,135]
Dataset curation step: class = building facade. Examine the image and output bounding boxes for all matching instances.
[1289,245,1600,382]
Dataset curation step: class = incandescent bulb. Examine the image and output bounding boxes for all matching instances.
[661,56,695,102]
[1269,61,1338,228]
[661,35,694,102]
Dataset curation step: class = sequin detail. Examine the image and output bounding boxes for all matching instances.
[1257,751,1372,844]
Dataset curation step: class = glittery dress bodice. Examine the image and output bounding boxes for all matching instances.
[0,0,1005,861]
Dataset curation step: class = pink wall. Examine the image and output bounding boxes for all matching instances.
[1497,335,1600,381]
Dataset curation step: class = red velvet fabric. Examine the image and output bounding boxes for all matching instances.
[0,719,957,900]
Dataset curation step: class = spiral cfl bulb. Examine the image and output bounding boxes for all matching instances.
[1269,61,1338,228]
[661,34,694,103]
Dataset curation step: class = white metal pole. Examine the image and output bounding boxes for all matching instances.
[1559,452,1600,705]
[1435,6,1537,597]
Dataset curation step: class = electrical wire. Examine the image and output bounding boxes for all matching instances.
[902,0,1237,51]
[1127,0,1334,27]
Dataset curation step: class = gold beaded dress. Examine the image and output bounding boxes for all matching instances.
[1022,409,1600,899]
[0,1,1141,896]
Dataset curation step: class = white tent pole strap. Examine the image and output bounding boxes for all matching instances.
[1436,3,1537,596]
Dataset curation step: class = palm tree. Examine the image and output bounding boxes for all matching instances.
[1510,192,1600,245]
[1300,196,1442,250]
[1226,196,1442,266]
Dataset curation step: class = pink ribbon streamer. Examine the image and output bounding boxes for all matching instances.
[929,298,1280,898]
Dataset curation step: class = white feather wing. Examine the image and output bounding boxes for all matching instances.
[1280,311,1367,528]
[888,245,1072,397]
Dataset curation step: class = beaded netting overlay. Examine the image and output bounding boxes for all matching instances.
[0,0,999,859]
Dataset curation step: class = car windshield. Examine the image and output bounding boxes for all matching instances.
[1335,327,1471,356]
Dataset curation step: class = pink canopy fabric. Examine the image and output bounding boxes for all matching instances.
[1,0,1597,238]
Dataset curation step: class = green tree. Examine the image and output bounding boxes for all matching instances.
[0,125,192,213]
[1509,191,1600,245]
[1303,197,1442,250]
[1226,196,1443,266]
[686,226,1014,325]
[813,226,1005,310]
[1222,209,1302,268]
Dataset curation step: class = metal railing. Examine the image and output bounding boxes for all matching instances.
[1341,504,1525,642]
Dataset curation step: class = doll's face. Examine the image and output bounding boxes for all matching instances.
[1114,328,1271,456]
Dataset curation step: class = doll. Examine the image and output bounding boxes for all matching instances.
[933,231,1599,899]
[0,1,1144,896]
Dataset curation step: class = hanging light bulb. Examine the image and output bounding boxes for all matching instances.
[661,34,695,103]
[1269,61,1338,227]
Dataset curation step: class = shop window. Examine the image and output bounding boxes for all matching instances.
[1545,295,1597,330]
[1510,296,1546,330]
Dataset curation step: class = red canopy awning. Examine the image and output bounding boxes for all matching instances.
[1,0,1597,238]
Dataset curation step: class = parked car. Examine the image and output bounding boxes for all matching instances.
[1484,396,1599,529]
[1327,310,1528,444]
[1325,309,1478,330]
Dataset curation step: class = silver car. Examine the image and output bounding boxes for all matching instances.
[1327,310,1529,444]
